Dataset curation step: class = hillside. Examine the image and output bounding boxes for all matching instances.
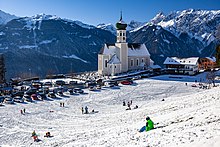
[0,14,115,79]
[0,73,219,146]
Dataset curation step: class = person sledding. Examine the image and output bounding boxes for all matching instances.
[146,116,154,131]
[44,131,52,137]
[32,130,39,142]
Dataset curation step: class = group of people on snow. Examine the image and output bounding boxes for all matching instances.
[32,130,53,142]
[123,100,138,110]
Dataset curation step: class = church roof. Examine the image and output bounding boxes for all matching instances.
[99,43,150,57]
[108,54,121,64]
[128,43,150,57]
[99,44,119,55]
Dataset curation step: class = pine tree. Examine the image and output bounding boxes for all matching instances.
[215,25,220,67]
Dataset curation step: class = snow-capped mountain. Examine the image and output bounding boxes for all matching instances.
[97,21,145,35]
[97,23,116,35]
[150,9,220,46]
[0,9,220,79]
[0,12,115,79]
[0,10,17,25]
[128,9,220,65]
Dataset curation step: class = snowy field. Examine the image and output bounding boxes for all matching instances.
[0,73,220,147]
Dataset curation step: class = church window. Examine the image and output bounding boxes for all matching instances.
[123,37,125,40]
[120,33,122,36]
[123,33,125,36]
[136,59,139,66]
[141,58,144,63]
[115,66,116,68]
[105,60,108,68]
[131,59,134,66]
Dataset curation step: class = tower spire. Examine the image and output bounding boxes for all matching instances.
[120,11,122,21]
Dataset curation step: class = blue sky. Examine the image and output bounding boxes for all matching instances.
[0,0,219,25]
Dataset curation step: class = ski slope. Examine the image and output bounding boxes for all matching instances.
[0,73,220,147]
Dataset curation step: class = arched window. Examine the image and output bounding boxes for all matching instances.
[136,59,139,66]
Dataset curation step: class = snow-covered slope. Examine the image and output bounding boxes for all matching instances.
[0,73,220,146]
[0,10,17,24]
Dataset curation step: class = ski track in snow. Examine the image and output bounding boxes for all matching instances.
[0,73,220,147]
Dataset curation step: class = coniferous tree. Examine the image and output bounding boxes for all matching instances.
[215,25,220,67]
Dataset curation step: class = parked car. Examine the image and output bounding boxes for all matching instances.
[74,88,84,94]
[57,90,63,96]
[38,92,47,100]
[48,92,56,98]
[31,94,39,100]
[55,80,65,86]
[23,94,33,102]
[68,89,74,95]
[25,88,37,96]
[69,81,77,85]
[89,86,95,91]
[121,80,133,85]
[104,80,117,87]
[13,96,24,103]
[96,85,101,90]
[0,96,5,103]
[4,96,14,104]
[12,91,24,97]
[44,81,52,87]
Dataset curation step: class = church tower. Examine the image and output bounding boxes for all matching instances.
[115,12,128,73]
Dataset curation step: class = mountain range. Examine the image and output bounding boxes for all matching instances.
[0,9,220,79]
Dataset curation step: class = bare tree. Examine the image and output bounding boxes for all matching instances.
[206,71,216,87]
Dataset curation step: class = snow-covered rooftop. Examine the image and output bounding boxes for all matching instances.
[100,43,150,57]
[108,54,120,64]
[163,57,199,65]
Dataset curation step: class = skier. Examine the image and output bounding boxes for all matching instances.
[146,116,154,131]
[23,108,26,113]
[20,109,23,114]
[62,102,64,107]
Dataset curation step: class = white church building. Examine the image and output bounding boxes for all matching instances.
[98,15,153,76]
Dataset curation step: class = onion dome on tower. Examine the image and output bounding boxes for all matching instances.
[116,12,127,30]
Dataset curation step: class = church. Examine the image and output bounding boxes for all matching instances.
[98,14,153,76]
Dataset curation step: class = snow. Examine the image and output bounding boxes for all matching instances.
[19,45,38,49]
[62,54,88,63]
[39,39,55,45]
[0,73,220,146]
[164,57,199,65]
[0,32,5,36]
[0,10,17,25]
[158,20,175,28]
[128,44,150,57]
[79,35,91,39]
